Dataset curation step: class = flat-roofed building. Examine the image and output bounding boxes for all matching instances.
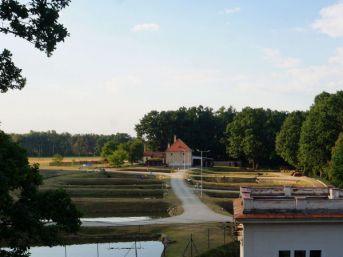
[234,186,343,257]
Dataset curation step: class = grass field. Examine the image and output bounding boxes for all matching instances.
[30,157,175,173]
[30,157,102,168]
[40,169,181,218]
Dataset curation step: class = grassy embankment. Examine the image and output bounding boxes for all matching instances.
[188,166,326,215]
[40,169,182,218]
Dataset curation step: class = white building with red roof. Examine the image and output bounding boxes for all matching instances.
[165,136,192,168]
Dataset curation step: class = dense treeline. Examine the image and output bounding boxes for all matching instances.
[135,106,287,166]
[11,131,132,157]
[276,91,343,183]
[136,106,236,160]
[136,91,343,184]
[226,108,287,168]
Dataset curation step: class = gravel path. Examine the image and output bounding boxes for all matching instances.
[82,170,232,227]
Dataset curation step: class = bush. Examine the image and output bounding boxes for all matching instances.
[52,154,63,163]
[108,149,128,167]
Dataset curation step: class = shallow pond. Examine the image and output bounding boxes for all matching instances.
[24,241,164,257]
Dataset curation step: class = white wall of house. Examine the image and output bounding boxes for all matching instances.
[165,152,192,167]
[242,222,343,257]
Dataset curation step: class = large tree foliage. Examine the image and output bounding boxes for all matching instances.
[127,139,144,164]
[135,106,236,160]
[0,49,26,93]
[331,133,343,187]
[298,91,343,177]
[0,0,70,92]
[226,108,286,168]
[100,134,132,160]
[275,111,307,168]
[0,131,81,257]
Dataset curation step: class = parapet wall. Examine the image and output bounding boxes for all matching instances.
[241,187,343,214]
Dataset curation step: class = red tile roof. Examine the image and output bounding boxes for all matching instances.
[166,139,192,152]
[233,199,343,222]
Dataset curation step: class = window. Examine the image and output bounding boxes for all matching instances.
[279,251,290,257]
[310,250,321,257]
[294,251,306,257]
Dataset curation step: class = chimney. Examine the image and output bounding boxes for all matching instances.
[174,135,177,143]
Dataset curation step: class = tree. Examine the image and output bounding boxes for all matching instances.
[331,133,343,187]
[127,139,144,164]
[275,111,307,168]
[0,0,71,92]
[226,108,286,168]
[52,153,63,164]
[101,140,118,159]
[0,131,81,257]
[0,49,26,93]
[298,91,343,177]
[108,149,128,167]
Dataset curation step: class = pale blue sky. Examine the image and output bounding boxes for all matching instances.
[1,0,343,135]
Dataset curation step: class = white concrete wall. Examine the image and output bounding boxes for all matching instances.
[242,223,343,257]
[165,152,192,167]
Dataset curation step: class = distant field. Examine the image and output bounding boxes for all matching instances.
[40,169,180,218]
[30,157,103,169]
[30,157,175,174]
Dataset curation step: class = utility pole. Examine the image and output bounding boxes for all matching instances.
[196,149,210,197]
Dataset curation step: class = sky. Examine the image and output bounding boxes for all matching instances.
[1,0,343,135]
